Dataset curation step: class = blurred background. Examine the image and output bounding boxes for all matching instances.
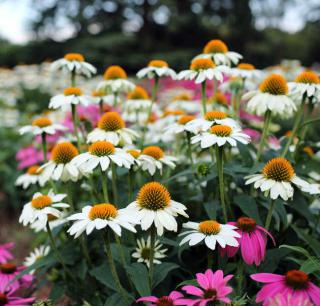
[0,0,319,71]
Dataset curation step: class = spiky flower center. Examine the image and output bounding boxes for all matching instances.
[190,58,215,71]
[104,65,127,80]
[64,87,82,96]
[204,39,228,54]
[51,142,79,164]
[199,220,221,235]
[148,60,169,68]
[0,263,17,274]
[127,149,140,159]
[237,217,256,232]
[285,270,309,290]
[203,288,217,299]
[89,141,115,156]
[163,109,185,117]
[98,112,125,131]
[142,146,164,160]
[210,125,232,137]
[48,214,59,221]
[27,165,41,175]
[140,247,151,260]
[295,71,319,84]
[263,157,294,182]
[64,53,84,62]
[128,86,149,100]
[205,111,227,121]
[212,92,228,106]
[156,297,174,306]
[259,74,288,95]
[237,63,255,70]
[89,203,118,220]
[0,293,7,304]
[31,195,52,209]
[178,115,195,125]
[32,117,52,127]
[137,182,171,211]
[92,90,105,97]
[173,93,191,101]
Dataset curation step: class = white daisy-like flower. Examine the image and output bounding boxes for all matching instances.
[19,117,67,136]
[195,39,242,66]
[179,220,240,250]
[19,190,69,227]
[137,60,176,79]
[245,157,311,201]
[24,245,50,274]
[51,53,96,77]
[165,115,196,135]
[243,74,297,118]
[186,110,238,134]
[67,203,138,238]
[169,93,200,114]
[125,86,152,112]
[30,212,68,233]
[230,63,262,79]
[71,141,134,173]
[178,58,229,84]
[49,87,92,110]
[191,124,250,148]
[126,182,188,236]
[15,165,44,189]
[288,70,320,103]
[39,142,80,183]
[302,183,320,195]
[126,149,142,168]
[207,92,229,112]
[132,236,167,268]
[87,112,139,145]
[97,65,135,94]
[138,146,177,176]
[90,90,120,107]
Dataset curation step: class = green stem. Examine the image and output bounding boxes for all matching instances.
[281,96,306,157]
[102,231,129,302]
[71,104,81,151]
[100,168,109,202]
[216,146,227,223]
[66,181,74,211]
[265,199,276,231]
[128,168,134,202]
[111,163,118,203]
[186,131,194,166]
[41,133,47,163]
[201,81,207,115]
[236,261,244,295]
[256,110,272,161]
[99,100,104,115]
[298,117,320,131]
[80,236,92,267]
[147,76,159,121]
[148,226,157,289]
[212,78,218,97]
[113,92,118,108]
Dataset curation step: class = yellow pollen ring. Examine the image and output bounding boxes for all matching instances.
[142,146,164,160]
[148,60,169,68]
[259,74,288,95]
[32,117,52,127]
[190,58,215,71]
[64,53,84,62]
[295,71,319,84]
[104,65,127,80]
[127,149,140,159]
[31,195,52,209]
[89,203,118,220]
[237,63,255,70]
[211,92,228,106]
[199,220,221,235]
[128,86,149,100]
[205,110,227,120]
[27,165,42,175]
[210,125,232,137]
[64,87,82,96]
[173,93,192,101]
[204,39,228,54]
[178,115,195,125]
[51,142,79,164]
[262,157,295,182]
[98,112,125,131]
[89,141,115,156]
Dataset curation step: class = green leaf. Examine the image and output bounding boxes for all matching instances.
[153,262,179,288]
[176,278,198,289]
[279,244,311,258]
[126,263,151,296]
[273,200,287,228]
[300,257,320,275]
[104,293,131,306]
[259,248,291,272]
[291,191,315,222]
[90,263,117,291]
[233,195,262,224]
[204,200,218,219]
[49,282,65,301]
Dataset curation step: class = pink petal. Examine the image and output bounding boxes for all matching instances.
[256,282,285,303]
[250,231,263,266]
[251,273,285,283]
[182,285,204,297]
[257,225,276,245]
[308,283,320,305]
[169,291,184,300]
[241,232,254,265]
[137,296,158,303]
[196,273,210,290]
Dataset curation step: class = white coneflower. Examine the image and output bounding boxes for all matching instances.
[23,245,50,274]
[132,236,167,268]
[126,182,188,236]
[124,86,152,112]
[19,117,66,136]
[180,220,240,250]
[51,53,96,77]
[230,63,262,79]
[165,115,196,135]
[137,60,176,79]
[195,39,242,66]
[15,166,44,189]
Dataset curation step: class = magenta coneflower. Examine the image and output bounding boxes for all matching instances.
[0,264,33,292]
[251,270,320,305]
[137,291,185,305]
[180,269,233,305]
[220,217,275,266]
[0,244,14,264]
[0,280,34,306]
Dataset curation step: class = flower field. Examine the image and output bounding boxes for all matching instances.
[0,39,320,306]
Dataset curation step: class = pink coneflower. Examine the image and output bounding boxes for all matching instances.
[16,146,47,170]
[0,280,34,306]
[220,217,275,266]
[251,270,320,306]
[0,244,14,264]
[0,264,33,292]
[137,291,185,305]
[180,269,233,305]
